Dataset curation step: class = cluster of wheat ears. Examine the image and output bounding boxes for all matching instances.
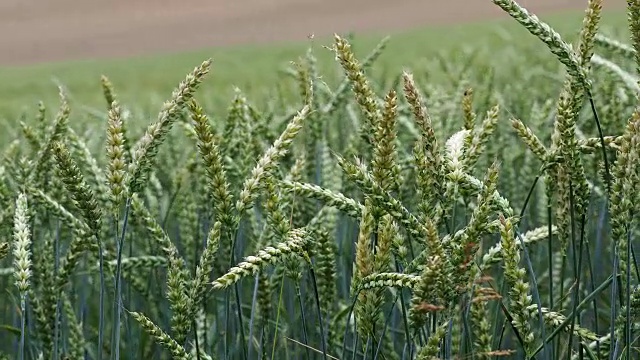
[3,0,640,359]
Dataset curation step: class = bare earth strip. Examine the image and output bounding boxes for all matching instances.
[0,0,625,66]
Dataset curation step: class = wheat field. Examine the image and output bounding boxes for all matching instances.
[1,0,640,359]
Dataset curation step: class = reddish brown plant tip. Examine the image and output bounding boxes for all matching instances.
[415,303,445,313]
[472,294,503,303]
[474,275,494,284]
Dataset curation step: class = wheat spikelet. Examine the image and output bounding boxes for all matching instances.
[189,99,234,230]
[333,34,381,149]
[358,272,420,291]
[212,227,309,290]
[594,33,636,58]
[235,105,310,216]
[609,107,640,307]
[32,88,70,183]
[105,100,128,211]
[499,214,535,355]
[189,221,221,313]
[52,141,102,235]
[281,180,363,218]
[128,59,211,195]
[336,154,428,239]
[491,0,589,89]
[129,310,190,360]
[12,193,31,295]
[0,242,8,260]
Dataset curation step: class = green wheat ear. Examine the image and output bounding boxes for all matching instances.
[61,292,86,359]
[12,192,31,360]
[0,242,9,260]
[510,118,548,160]
[20,121,41,152]
[105,100,128,213]
[31,88,70,184]
[576,0,602,67]
[189,99,234,230]
[129,310,191,359]
[498,214,535,355]
[280,180,363,219]
[52,141,102,236]
[188,220,221,313]
[626,0,640,73]
[609,107,640,308]
[333,33,381,148]
[212,227,310,290]
[335,153,428,239]
[409,220,449,332]
[235,104,310,216]
[491,0,589,90]
[371,89,400,195]
[128,59,212,195]
[100,75,117,109]
[12,193,32,295]
[462,87,476,130]
[403,71,445,222]
[594,33,635,59]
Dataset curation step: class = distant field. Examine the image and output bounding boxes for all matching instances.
[0,2,628,127]
[0,0,625,66]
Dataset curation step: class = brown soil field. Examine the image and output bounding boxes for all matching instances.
[0,0,625,66]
